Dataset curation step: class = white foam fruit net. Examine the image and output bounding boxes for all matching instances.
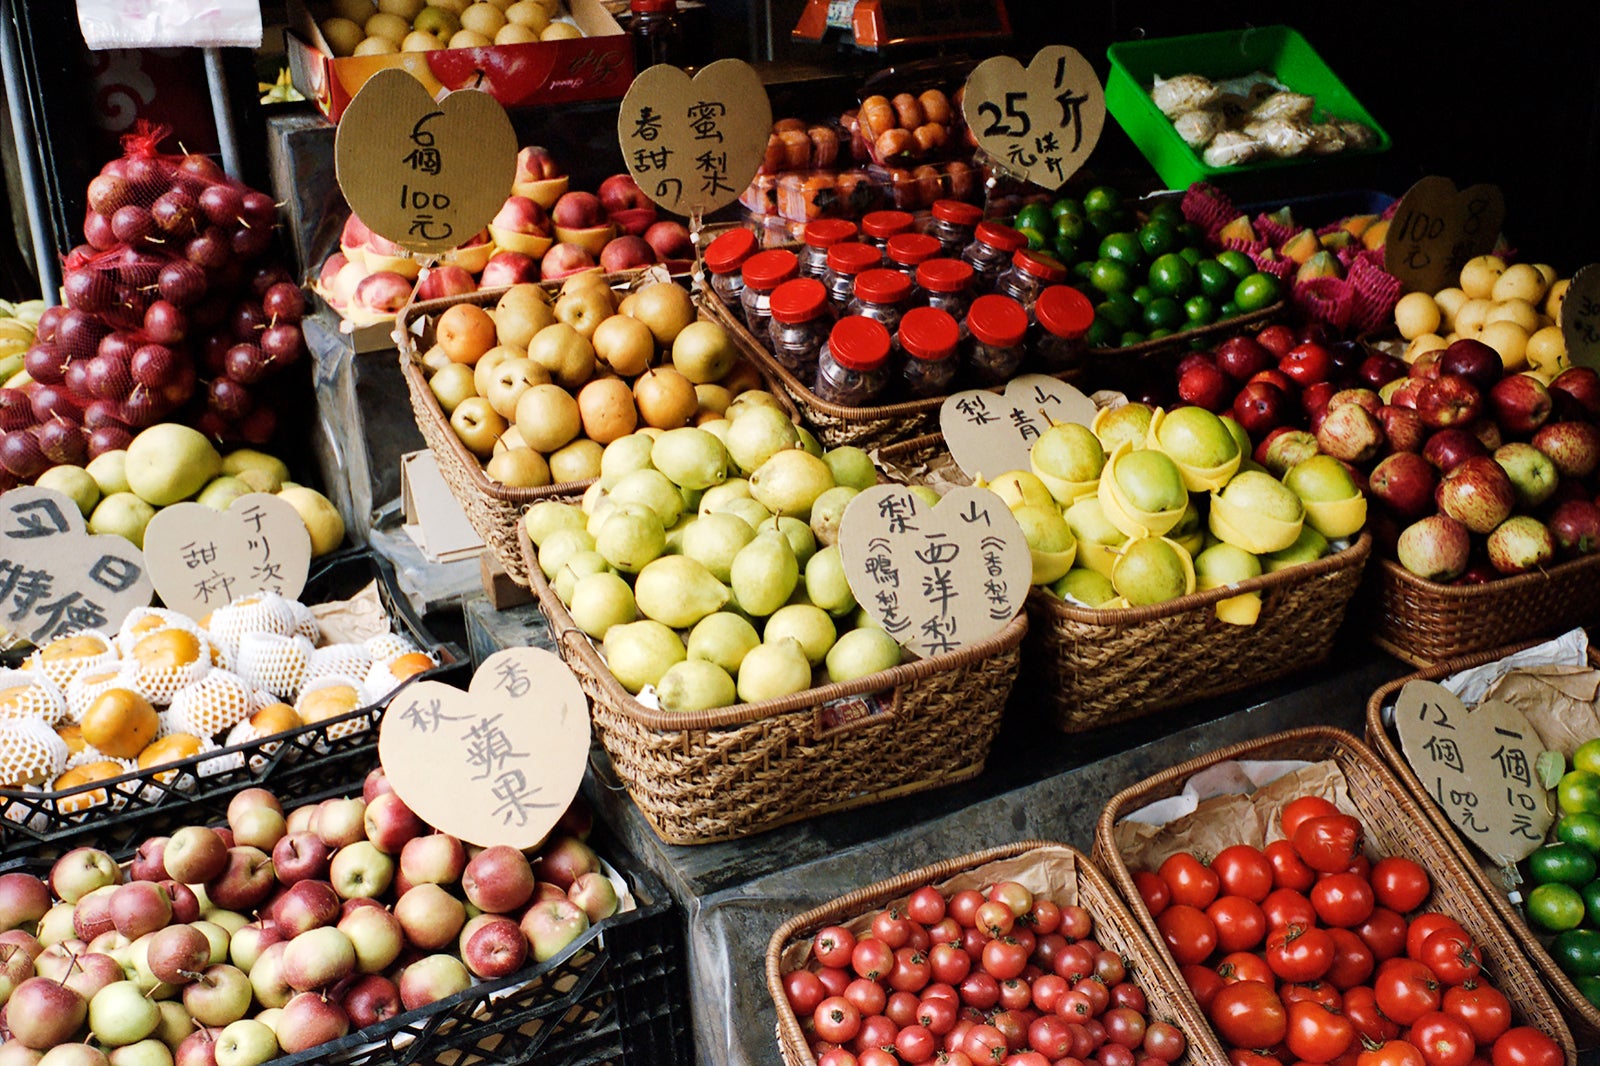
[235,633,313,700]
[25,631,118,689]
[168,670,254,738]
[0,670,67,727]
[0,718,70,787]
[304,644,373,689]
[294,674,374,742]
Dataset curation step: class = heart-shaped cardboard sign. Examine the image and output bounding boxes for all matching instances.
[334,68,517,255]
[1383,176,1505,295]
[616,59,772,218]
[839,485,1030,659]
[378,647,590,849]
[142,494,311,620]
[940,374,1096,481]
[1563,263,1600,369]
[962,46,1105,190]
[1394,680,1553,866]
[0,486,151,648]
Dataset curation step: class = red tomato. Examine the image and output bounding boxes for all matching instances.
[1053,942,1094,982]
[1343,854,1373,881]
[1267,924,1336,983]
[1055,988,1092,1022]
[949,890,984,928]
[981,938,1027,981]
[1287,999,1356,1063]
[815,926,857,969]
[844,977,886,1018]
[813,996,862,1044]
[1293,814,1364,873]
[1181,963,1224,1010]
[856,1014,900,1055]
[1144,1020,1187,1064]
[1405,914,1465,962]
[1155,904,1217,966]
[1059,904,1093,940]
[1282,796,1341,837]
[785,969,826,1015]
[1375,958,1442,1025]
[853,939,894,981]
[1371,857,1431,914]
[917,994,957,1035]
[1160,852,1221,909]
[1264,888,1318,930]
[1489,1027,1564,1066]
[1312,873,1376,928]
[1357,907,1409,962]
[1324,927,1376,990]
[907,886,946,926]
[873,909,912,948]
[1230,1053,1283,1066]
[929,942,970,985]
[1216,950,1274,985]
[1210,980,1288,1049]
[958,972,999,1010]
[818,966,851,997]
[1345,986,1401,1042]
[1442,982,1511,1045]
[817,1050,858,1066]
[889,947,932,992]
[1029,899,1062,935]
[1028,1014,1074,1059]
[1408,1010,1475,1066]
[857,1049,897,1066]
[974,900,1015,938]
[1282,981,1343,1010]
[894,1022,936,1062]
[1418,928,1482,986]
[1357,1041,1427,1066]
[1074,976,1111,1016]
[989,1009,1028,1051]
[996,977,1031,1012]
[1266,840,1317,891]
[1208,895,1268,953]
[1212,844,1275,902]
[987,880,1034,918]
[1093,950,1127,986]
[886,990,920,1028]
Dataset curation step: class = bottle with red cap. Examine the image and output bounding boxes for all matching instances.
[846,268,913,337]
[960,221,1029,294]
[927,199,984,256]
[1032,285,1097,374]
[898,306,961,399]
[915,258,976,328]
[885,232,942,292]
[859,210,915,259]
[704,227,758,308]
[739,248,799,340]
[815,316,893,406]
[629,0,685,71]
[995,249,1069,310]
[766,277,831,381]
[822,242,882,317]
[964,293,1030,385]
[798,219,858,281]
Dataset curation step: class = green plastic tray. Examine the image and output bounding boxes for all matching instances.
[1105,25,1390,189]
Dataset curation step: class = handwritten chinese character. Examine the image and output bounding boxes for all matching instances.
[919,614,958,655]
[1491,744,1532,787]
[864,553,898,587]
[686,101,726,141]
[959,501,991,527]
[90,556,142,593]
[1010,408,1042,442]
[495,659,531,699]
[251,562,285,588]
[694,150,733,197]
[399,697,467,734]
[1053,79,1090,152]
[983,548,1005,577]
[632,146,672,172]
[6,498,68,539]
[876,497,917,535]
[921,566,958,616]
[407,216,454,242]
[193,571,235,606]
[1423,735,1464,773]
[29,593,104,643]
[1510,813,1542,840]
[182,542,218,570]
[491,769,555,827]
[1508,787,1537,811]
[914,534,959,566]
[1419,700,1455,730]
[984,578,1010,618]
[1006,142,1038,169]
[874,588,908,634]
[461,714,528,781]
[955,396,995,425]
[4,567,52,621]
[633,106,664,142]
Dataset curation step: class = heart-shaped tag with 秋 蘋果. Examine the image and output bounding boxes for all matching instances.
[378,647,590,849]
[1383,176,1505,295]
[334,68,518,255]
[939,374,1097,482]
[616,59,772,218]
[839,485,1031,660]
[961,46,1105,190]
[0,486,152,648]
[1562,263,1600,370]
[141,493,310,621]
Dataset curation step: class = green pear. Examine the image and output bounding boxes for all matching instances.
[699,478,752,517]
[763,605,836,666]
[761,516,816,567]
[196,476,253,511]
[633,556,730,629]
[687,612,761,675]
[233,467,283,494]
[719,498,773,532]
[651,427,730,491]
[656,660,736,713]
[586,497,619,539]
[538,528,596,580]
[909,485,941,508]
[682,513,756,582]
[725,405,800,474]
[730,532,798,618]
[1012,504,1078,585]
[804,546,857,616]
[88,492,156,549]
[35,465,99,517]
[581,480,606,514]
[595,506,666,573]
[553,550,613,606]
[1194,543,1262,585]
[796,425,823,457]
[825,628,902,684]
[599,434,655,489]
[602,620,685,693]
[1112,537,1191,606]
[751,449,834,519]
[735,638,813,702]
[679,486,703,513]
[609,469,684,527]
[524,501,587,547]
[664,514,695,555]
[86,450,131,496]
[1263,526,1329,571]
[1051,568,1117,606]
[786,582,815,607]
[808,486,859,547]
[700,418,732,448]
[823,447,877,492]
[725,390,784,418]
[125,423,221,506]
[570,573,637,639]
[222,448,291,487]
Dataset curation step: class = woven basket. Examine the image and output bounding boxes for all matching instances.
[1367,645,1600,1039]
[520,517,1025,845]
[1083,298,1283,361]
[1093,726,1577,1062]
[765,841,1222,1066]
[1368,554,1600,667]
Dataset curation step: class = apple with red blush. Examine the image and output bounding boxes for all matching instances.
[1279,341,1333,387]
[479,251,541,289]
[511,146,568,209]
[643,221,693,266]
[1415,374,1483,429]
[1369,452,1439,521]
[1378,406,1427,453]
[1436,455,1516,534]
[1439,338,1503,392]
[1230,381,1290,437]
[414,265,477,303]
[1214,334,1273,381]
[598,235,658,275]
[539,243,597,282]
[1551,367,1600,416]
[341,973,403,1028]
[1255,324,1296,358]
[550,192,614,258]
[1533,421,1600,479]
[1358,352,1407,389]
[1423,427,1488,473]
[1176,359,1230,412]
[488,196,554,259]
[1550,499,1600,556]
[597,174,656,238]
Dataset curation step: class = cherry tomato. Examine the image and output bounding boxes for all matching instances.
[1267,840,1318,892]
[975,900,1015,939]
[1156,904,1217,966]
[1282,796,1341,837]
[1267,924,1336,982]
[1053,942,1094,982]
[817,1050,858,1066]
[1212,844,1275,902]
[990,1009,1029,1051]
[1405,914,1465,962]
[1103,1006,1147,1050]
[1160,852,1221,909]
[907,886,946,926]
[1442,981,1511,1045]
[1264,888,1318,930]
[1181,963,1224,1010]
[1028,1014,1074,1059]
[853,939,894,981]
[1109,981,1146,1013]
[917,994,957,1036]
[1408,1010,1475,1066]
[1029,899,1062,935]
[981,938,1027,981]
[1345,985,1401,1042]
[1210,979,1288,1049]
[818,966,851,997]
[1356,1040,1427,1066]
[958,972,999,1010]
[949,890,984,928]
[1093,950,1127,986]
[1293,814,1364,874]
[987,880,1033,917]
[1489,1026,1564,1066]
[815,926,857,969]
[1287,999,1356,1063]
[1059,904,1093,940]
[814,996,862,1044]
[892,1022,935,1062]
[857,1049,897,1066]
[1230,1052,1283,1066]
[844,977,886,1017]
[1343,854,1373,881]
[1312,873,1376,928]
[1216,950,1274,985]
[1418,928,1482,986]
[1143,1020,1187,1064]
[1208,895,1268,953]
[1281,981,1343,1010]
[929,942,970,985]
[1375,958,1442,1025]
[873,909,912,948]
[856,1013,900,1052]
[1324,927,1376,990]
[1372,857,1431,914]
[1074,975,1111,1016]
[996,977,1031,1012]
[786,970,826,1015]
[885,990,920,1028]
[1055,988,1092,1022]
[1357,907,1409,962]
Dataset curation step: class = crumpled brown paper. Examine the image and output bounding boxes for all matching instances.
[308,580,390,647]
[1485,667,1600,758]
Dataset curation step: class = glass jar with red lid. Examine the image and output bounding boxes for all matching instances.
[767,277,830,381]
[815,316,893,406]
[964,293,1029,385]
[739,248,799,339]
[885,232,942,289]
[960,221,1028,293]
[927,199,984,255]
[860,209,915,257]
[704,227,758,308]
[898,306,961,399]
[823,242,883,316]
[798,218,858,281]
[846,268,913,337]
[916,258,976,329]
[996,249,1069,310]
[1031,285,1096,374]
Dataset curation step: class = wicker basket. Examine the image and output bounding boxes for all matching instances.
[1367,645,1600,1039]
[1083,299,1283,361]
[1093,726,1577,1062]
[765,841,1222,1066]
[1368,554,1600,666]
[520,517,1025,845]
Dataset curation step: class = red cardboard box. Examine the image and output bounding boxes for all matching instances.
[286,0,633,123]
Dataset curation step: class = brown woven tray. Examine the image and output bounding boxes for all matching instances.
[1369,554,1600,667]
[1093,726,1577,1062]
[1367,644,1600,1039]
[520,516,1026,845]
[765,841,1222,1066]
[1084,298,1284,361]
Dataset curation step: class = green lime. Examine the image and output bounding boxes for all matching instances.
[1119,330,1146,347]
[1083,186,1122,216]
[1575,975,1600,1008]
[1560,770,1600,815]
[1178,246,1204,267]
[1554,929,1600,977]
[1184,294,1217,326]
[1052,236,1079,265]
[1018,226,1048,251]
[1086,210,1120,236]
[1530,842,1598,886]
[1234,273,1282,312]
[1528,883,1587,932]
[1220,301,1241,318]
[1137,220,1178,258]
[1146,327,1174,341]
[1103,291,1140,322]
[1094,299,1132,331]
[1560,813,1600,856]
[1576,739,1600,775]
[1071,260,1096,284]
[1147,202,1184,227]
[1195,259,1234,300]
[1051,197,1084,220]
[1015,203,1053,236]
[1130,285,1155,307]
[1176,222,1204,246]
[1088,259,1133,295]
[1083,319,1118,348]
[1099,232,1142,266]
[1056,212,1087,244]
[1149,253,1196,298]
[1215,249,1255,279]
[1582,879,1600,925]
[1143,297,1184,332]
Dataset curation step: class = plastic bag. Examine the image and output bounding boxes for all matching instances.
[76,0,263,50]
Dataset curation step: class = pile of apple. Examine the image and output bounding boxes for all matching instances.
[525,401,908,711]
[1394,254,1573,379]
[421,276,761,490]
[0,777,618,1065]
[320,147,693,325]
[317,0,581,58]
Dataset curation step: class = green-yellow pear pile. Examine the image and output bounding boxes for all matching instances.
[979,402,1366,623]
[525,397,902,712]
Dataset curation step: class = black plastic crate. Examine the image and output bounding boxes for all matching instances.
[0,548,467,855]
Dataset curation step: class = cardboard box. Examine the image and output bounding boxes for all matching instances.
[286,0,633,123]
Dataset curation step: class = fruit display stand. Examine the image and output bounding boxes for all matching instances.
[0,549,466,855]
[1093,725,1577,1062]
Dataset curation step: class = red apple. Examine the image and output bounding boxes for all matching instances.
[362,768,393,804]
[146,924,213,987]
[109,881,171,939]
[1486,515,1555,574]
[1214,335,1273,381]
[462,846,535,915]
[341,973,402,1028]
[539,244,597,281]
[1370,452,1439,521]
[6,976,85,1049]
[272,880,341,938]
[643,220,692,262]
[1246,368,1296,394]
[1377,406,1426,453]
[204,847,276,912]
[458,914,527,979]
[1416,375,1484,429]
[1326,388,1382,416]
[568,872,619,923]
[1487,374,1553,435]
[598,235,657,274]
[551,191,605,230]
[1177,361,1230,412]
[1255,428,1318,477]
[399,834,467,888]
[0,875,49,934]
[1359,352,1408,389]
[1533,421,1600,479]
[1316,403,1384,463]
[1439,338,1503,392]
[271,833,331,885]
[276,991,350,1054]
[479,251,541,288]
[364,792,425,855]
[1436,455,1516,534]
[1468,418,1503,452]
[1256,324,1296,358]
[414,265,477,302]
[532,837,599,892]
[1550,499,1600,556]
[1423,427,1488,473]
[175,1028,221,1066]
[597,174,651,217]
[1550,366,1600,416]
[1396,514,1472,581]
[1409,349,1445,380]
[1387,377,1425,411]
[1301,380,1337,416]
[1231,381,1290,437]
[514,146,564,183]
[1280,342,1333,387]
